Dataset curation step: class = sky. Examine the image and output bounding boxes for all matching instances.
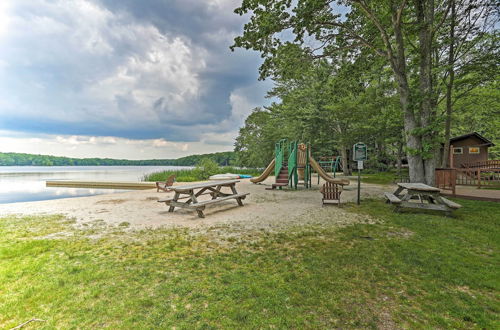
[0,0,271,159]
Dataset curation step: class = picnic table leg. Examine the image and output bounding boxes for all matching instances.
[230,184,244,206]
[434,196,455,217]
[189,190,199,204]
[196,208,205,218]
[401,193,412,202]
[168,192,180,212]
[212,185,222,200]
[393,186,404,198]
[185,188,209,205]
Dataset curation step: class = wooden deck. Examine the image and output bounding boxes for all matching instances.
[441,186,500,202]
[46,180,156,190]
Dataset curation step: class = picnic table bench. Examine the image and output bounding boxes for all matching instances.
[158,180,249,218]
[385,182,462,216]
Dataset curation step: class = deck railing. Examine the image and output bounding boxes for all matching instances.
[435,167,500,190]
[435,168,456,195]
[477,168,500,187]
[455,168,500,187]
[461,160,500,169]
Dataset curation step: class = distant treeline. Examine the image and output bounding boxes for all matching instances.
[0,151,236,166]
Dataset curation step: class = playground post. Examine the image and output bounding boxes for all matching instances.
[353,142,367,205]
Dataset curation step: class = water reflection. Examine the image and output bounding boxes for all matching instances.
[0,166,190,204]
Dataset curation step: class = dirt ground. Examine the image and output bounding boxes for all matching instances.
[0,175,393,231]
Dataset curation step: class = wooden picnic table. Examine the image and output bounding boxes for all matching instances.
[158,180,249,218]
[385,182,461,215]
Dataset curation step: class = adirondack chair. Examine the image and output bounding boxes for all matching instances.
[320,182,342,206]
[156,174,176,192]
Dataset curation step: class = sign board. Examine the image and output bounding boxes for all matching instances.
[357,160,364,170]
[353,142,367,161]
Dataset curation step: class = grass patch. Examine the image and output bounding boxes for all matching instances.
[361,169,408,185]
[0,199,499,328]
[480,186,500,190]
[143,166,261,182]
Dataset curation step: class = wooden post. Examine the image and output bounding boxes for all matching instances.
[357,165,361,205]
[168,192,180,212]
[477,169,481,188]
[449,144,454,168]
[451,168,456,196]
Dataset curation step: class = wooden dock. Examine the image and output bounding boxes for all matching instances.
[46,181,156,190]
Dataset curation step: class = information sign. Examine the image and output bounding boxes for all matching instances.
[353,143,367,161]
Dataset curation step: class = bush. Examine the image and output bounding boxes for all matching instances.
[143,160,263,183]
[194,158,220,180]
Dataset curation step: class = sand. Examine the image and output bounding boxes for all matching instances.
[0,176,392,231]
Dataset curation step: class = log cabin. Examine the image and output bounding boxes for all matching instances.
[448,132,495,168]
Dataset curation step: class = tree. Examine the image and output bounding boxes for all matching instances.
[435,0,499,167]
[232,0,497,184]
[234,107,278,167]
[234,49,404,175]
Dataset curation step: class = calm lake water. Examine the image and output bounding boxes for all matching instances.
[0,166,191,204]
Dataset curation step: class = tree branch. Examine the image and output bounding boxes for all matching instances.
[352,0,395,59]
[315,21,387,57]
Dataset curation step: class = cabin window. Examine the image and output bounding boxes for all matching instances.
[469,147,480,154]
[453,147,463,154]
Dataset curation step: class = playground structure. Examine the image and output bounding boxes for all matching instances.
[251,139,350,189]
[318,156,342,174]
[317,156,343,182]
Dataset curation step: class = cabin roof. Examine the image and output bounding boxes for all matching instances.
[450,132,495,147]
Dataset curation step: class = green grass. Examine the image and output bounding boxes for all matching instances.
[143,167,262,182]
[360,170,404,184]
[481,186,500,190]
[1,199,499,328]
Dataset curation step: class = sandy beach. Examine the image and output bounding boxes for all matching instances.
[0,176,391,231]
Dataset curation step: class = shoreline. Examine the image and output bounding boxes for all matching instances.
[0,176,392,230]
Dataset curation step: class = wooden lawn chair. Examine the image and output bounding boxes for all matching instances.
[156,174,176,192]
[321,182,342,206]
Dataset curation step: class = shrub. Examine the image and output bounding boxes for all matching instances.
[194,158,220,180]
[143,166,262,183]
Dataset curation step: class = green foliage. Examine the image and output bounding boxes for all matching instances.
[143,169,201,182]
[452,80,500,158]
[234,56,404,171]
[143,166,262,182]
[194,158,220,180]
[0,151,237,167]
[1,199,499,328]
[234,108,279,167]
[231,0,498,174]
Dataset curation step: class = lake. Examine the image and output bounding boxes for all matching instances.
[0,166,192,204]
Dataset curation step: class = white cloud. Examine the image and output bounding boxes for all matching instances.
[0,1,10,39]
[0,132,229,159]
[0,0,271,158]
[54,135,118,145]
[0,0,208,126]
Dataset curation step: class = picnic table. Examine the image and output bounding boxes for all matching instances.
[384,182,461,215]
[158,180,249,218]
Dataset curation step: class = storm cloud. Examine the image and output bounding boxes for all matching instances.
[0,0,269,149]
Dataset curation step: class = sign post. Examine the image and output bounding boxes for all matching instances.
[353,142,367,205]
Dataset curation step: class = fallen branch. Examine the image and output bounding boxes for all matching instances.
[10,318,46,329]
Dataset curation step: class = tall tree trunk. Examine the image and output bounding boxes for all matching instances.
[442,0,456,168]
[417,0,437,185]
[390,8,426,183]
[340,146,351,176]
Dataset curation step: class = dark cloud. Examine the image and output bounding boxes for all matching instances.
[0,0,267,143]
